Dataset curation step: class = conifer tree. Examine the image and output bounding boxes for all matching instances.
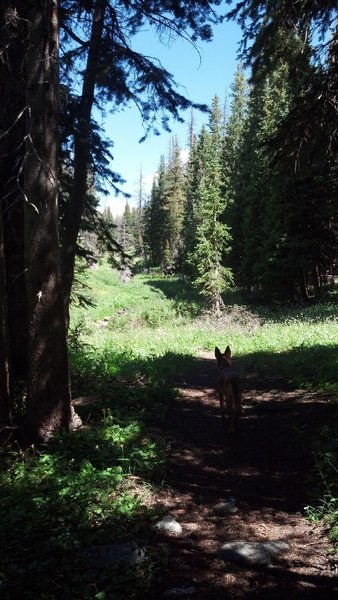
[144,141,187,272]
[228,2,338,301]
[182,134,201,275]
[102,206,114,225]
[263,33,338,300]
[188,97,233,311]
[222,63,249,276]
[162,137,187,270]
[225,63,248,171]
[60,0,224,313]
[135,167,148,265]
[144,156,167,266]
[117,203,136,255]
[231,59,293,296]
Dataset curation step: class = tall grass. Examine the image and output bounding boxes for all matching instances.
[70,261,338,393]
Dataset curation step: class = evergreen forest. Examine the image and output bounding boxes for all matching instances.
[120,52,338,309]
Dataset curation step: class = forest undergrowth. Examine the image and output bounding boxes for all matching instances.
[1,262,338,599]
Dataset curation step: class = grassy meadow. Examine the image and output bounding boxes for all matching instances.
[1,261,338,599]
[70,261,338,392]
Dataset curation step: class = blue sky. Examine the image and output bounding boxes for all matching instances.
[100,16,243,217]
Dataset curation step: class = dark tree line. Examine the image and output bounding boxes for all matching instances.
[229,0,338,301]
[142,4,338,305]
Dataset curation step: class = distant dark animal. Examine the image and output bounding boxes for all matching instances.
[163,264,176,277]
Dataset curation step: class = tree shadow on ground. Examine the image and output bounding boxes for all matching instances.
[3,344,338,599]
[142,277,205,317]
[237,343,338,391]
[143,277,247,318]
[143,276,338,326]
[140,345,338,599]
[158,348,337,510]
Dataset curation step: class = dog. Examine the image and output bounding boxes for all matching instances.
[215,346,242,433]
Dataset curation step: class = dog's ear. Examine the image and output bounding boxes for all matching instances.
[215,347,221,360]
[224,346,231,359]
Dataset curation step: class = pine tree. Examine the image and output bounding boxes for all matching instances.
[135,167,148,266]
[263,33,338,300]
[117,203,135,255]
[228,2,338,300]
[144,141,187,272]
[188,97,233,311]
[182,134,201,275]
[225,63,248,169]
[143,157,167,266]
[162,137,187,270]
[231,59,293,296]
[102,206,114,225]
[222,63,249,276]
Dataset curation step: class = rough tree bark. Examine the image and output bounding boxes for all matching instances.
[23,0,76,442]
[0,210,10,422]
[0,2,29,411]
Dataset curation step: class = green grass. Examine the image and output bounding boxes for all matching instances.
[71,261,338,391]
[1,261,338,598]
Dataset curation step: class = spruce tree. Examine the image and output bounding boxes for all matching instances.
[182,134,201,275]
[143,156,167,267]
[222,63,249,277]
[188,97,233,311]
[228,1,338,301]
[162,137,187,270]
[231,59,293,297]
[117,203,135,255]
[135,167,148,266]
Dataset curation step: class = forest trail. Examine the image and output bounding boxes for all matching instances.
[146,352,338,599]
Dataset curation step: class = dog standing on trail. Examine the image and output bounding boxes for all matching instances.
[215,346,242,433]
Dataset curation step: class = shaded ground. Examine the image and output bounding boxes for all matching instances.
[145,352,338,599]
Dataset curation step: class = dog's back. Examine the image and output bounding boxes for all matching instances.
[215,346,241,433]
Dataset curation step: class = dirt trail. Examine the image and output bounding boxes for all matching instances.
[146,352,338,599]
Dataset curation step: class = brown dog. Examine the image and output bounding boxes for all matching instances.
[215,346,242,433]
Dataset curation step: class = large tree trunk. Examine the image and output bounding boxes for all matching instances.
[0,3,28,400]
[62,0,105,319]
[23,0,74,442]
[0,210,10,423]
